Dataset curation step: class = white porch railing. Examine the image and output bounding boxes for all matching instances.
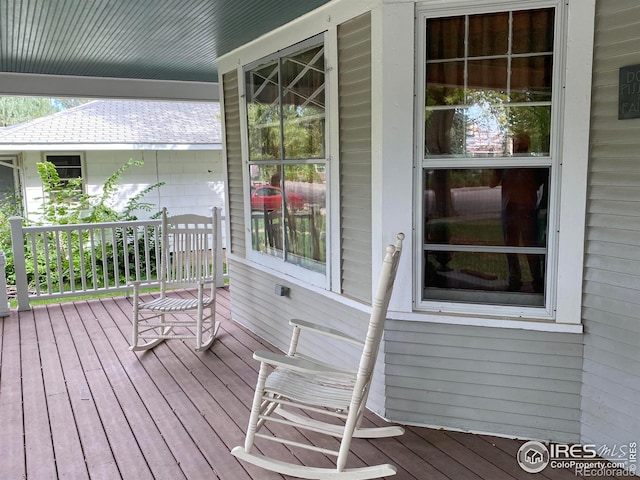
[7,213,226,311]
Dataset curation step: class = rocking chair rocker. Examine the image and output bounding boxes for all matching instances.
[231,233,405,479]
[130,207,220,352]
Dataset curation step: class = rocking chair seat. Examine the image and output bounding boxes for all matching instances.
[140,292,214,312]
[265,366,356,411]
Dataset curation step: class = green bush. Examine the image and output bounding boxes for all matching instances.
[1,159,164,290]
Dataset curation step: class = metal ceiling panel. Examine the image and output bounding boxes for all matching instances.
[0,0,331,83]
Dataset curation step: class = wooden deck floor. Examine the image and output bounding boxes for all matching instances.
[0,287,623,480]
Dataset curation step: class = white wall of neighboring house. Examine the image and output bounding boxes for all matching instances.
[19,148,226,241]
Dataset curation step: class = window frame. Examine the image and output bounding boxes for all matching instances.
[43,152,85,194]
[240,34,332,289]
[0,155,21,198]
[414,1,565,320]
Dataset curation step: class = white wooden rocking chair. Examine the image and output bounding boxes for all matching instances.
[231,233,405,479]
[130,207,220,352]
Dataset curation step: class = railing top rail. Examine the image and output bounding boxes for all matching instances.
[17,218,162,233]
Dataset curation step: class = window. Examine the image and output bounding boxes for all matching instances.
[0,156,19,201]
[244,36,327,275]
[418,7,555,309]
[45,154,84,195]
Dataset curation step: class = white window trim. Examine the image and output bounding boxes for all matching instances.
[239,33,336,291]
[409,0,594,328]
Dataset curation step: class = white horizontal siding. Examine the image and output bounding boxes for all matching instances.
[580,0,640,454]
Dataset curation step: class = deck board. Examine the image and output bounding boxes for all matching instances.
[0,287,626,480]
[22,307,57,479]
[0,312,25,480]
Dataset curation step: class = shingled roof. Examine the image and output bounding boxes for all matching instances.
[0,100,221,150]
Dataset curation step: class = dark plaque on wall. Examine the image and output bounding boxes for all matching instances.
[619,64,640,119]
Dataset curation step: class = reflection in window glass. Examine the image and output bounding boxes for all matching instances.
[423,167,549,306]
[512,9,554,54]
[245,38,327,274]
[468,12,509,57]
[281,46,325,160]
[424,8,554,159]
[510,56,553,102]
[426,62,465,106]
[426,16,465,60]
[246,61,281,161]
[249,164,326,274]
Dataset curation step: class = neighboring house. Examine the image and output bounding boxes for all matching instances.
[217,0,638,471]
[0,100,224,221]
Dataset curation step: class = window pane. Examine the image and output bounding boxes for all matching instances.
[249,163,326,273]
[246,62,281,161]
[468,12,509,57]
[467,58,508,96]
[281,46,325,160]
[283,164,326,273]
[424,168,549,245]
[426,16,465,60]
[424,250,545,306]
[426,61,464,106]
[512,9,554,54]
[47,155,81,167]
[0,161,15,199]
[425,108,466,157]
[423,167,548,304]
[508,106,552,155]
[250,164,284,257]
[510,56,553,102]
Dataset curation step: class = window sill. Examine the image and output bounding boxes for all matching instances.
[389,310,583,334]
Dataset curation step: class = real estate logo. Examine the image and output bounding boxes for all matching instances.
[517,441,550,473]
[517,440,637,476]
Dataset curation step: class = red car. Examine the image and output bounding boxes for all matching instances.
[251,185,304,211]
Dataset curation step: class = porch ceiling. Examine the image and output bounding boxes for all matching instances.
[0,0,330,84]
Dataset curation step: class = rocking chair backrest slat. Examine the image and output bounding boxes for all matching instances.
[348,234,403,420]
[160,208,218,291]
[337,233,404,469]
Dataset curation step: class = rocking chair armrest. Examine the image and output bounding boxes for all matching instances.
[289,318,365,347]
[129,279,156,291]
[253,350,356,378]
[198,276,216,285]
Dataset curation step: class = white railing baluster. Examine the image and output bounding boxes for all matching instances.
[133,226,141,283]
[55,230,64,294]
[66,230,75,293]
[123,226,131,285]
[78,228,87,291]
[100,228,108,289]
[90,228,98,290]
[143,226,151,282]
[43,232,53,294]
[111,227,120,288]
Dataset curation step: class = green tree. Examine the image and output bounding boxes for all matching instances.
[0,96,88,127]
